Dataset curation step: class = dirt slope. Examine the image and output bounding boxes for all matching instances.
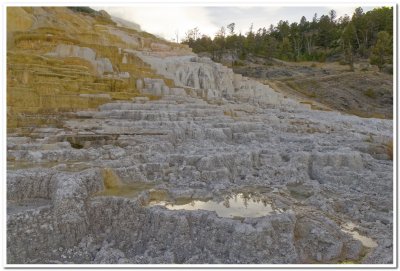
[233,58,393,119]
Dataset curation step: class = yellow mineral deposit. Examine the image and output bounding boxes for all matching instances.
[6,7,190,131]
[97,168,154,198]
[101,168,123,189]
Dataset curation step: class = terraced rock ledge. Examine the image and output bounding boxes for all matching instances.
[7,7,393,264]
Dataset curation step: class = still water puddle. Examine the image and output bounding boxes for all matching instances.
[341,222,378,248]
[149,193,283,218]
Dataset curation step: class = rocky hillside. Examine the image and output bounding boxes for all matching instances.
[7,7,189,131]
[231,57,393,119]
[7,7,393,265]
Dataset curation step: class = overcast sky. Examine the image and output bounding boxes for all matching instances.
[94,6,378,42]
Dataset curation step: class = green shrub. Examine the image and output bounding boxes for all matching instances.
[364,88,376,98]
[309,92,317,98]
[233,60,244,66]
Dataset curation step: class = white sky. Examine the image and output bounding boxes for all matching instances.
[94,6,379,42]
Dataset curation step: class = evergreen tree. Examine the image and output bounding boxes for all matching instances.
[341,23,356,71]
[181,7,393,65]
[370,31,392,71]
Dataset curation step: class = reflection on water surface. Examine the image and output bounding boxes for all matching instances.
[149,193,283,218]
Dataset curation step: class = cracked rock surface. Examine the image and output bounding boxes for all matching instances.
[7,80,392,264]
[7,9,393,265]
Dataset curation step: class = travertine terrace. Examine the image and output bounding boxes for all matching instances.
[7,7,393,264]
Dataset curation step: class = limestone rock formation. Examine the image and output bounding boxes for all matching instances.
[110,15,141,32]
[46,44,114,76]
[7,7,393,265]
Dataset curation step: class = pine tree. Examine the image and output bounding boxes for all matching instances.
[370,31,392,71]
[341,23,356,71]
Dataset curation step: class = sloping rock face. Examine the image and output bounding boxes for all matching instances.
[7,7,393,265]
[47,44,114,76]
[135,53,286,106]
[7,7,189,130]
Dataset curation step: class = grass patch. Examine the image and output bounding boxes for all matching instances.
[285,79,320,98]
[233,60,245,66]
[364,88,376,98]
[286,81,300,91]
[308,92,317,98]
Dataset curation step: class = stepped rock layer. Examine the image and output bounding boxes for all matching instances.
[7,7,393,265]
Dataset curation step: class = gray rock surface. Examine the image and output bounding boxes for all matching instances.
[7,49,393,264]
[48,44,114,76]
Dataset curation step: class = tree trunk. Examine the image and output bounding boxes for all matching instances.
[355,31,361,48]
